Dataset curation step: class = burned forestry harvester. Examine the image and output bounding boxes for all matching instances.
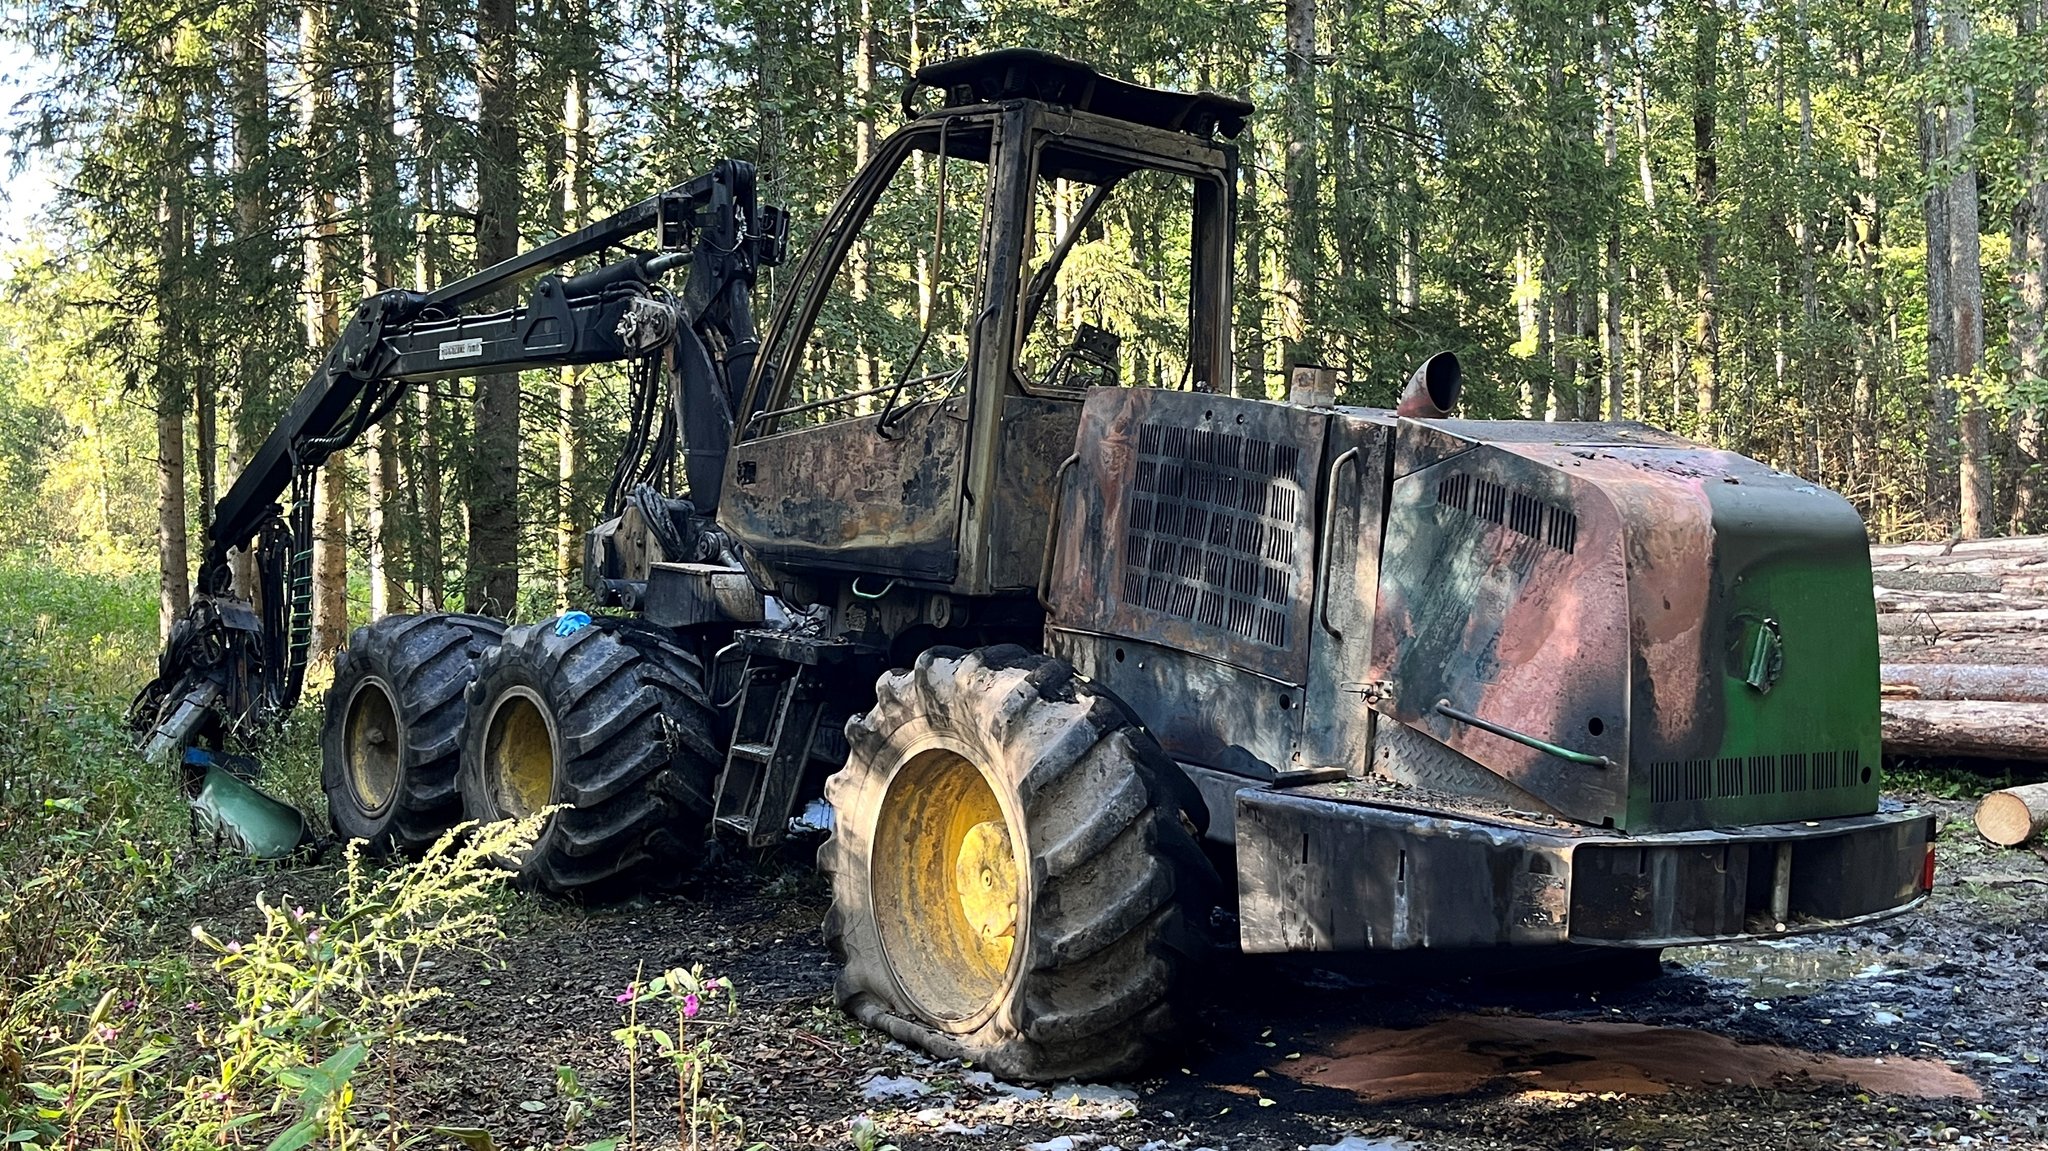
[135,50,1934,1081]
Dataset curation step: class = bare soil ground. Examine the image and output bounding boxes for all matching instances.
[188,792,2048,1150]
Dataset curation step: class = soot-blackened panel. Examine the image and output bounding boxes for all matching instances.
[1124,424,1303,649]
[1435,471,1579,555]
[1052,389,1326,686]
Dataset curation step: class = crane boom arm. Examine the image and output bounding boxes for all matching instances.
[140,158,785,769]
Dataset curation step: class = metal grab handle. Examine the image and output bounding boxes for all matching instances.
[1316,448,1361,638]
[1038,454,1081,613]
[1434,699,1614,768]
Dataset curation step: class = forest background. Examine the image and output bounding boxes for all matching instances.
[0,0,2045,647]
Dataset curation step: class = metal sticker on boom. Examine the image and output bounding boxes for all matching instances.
[438,337,484,361]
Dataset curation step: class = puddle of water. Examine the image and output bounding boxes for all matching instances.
[1665,939,1928,999]
[1293,1014,1979,1103]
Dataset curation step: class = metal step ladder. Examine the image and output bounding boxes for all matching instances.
[713,656,825,847]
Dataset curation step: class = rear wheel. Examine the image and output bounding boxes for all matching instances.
[458,620,720,896]
[321,613,506,855]
[821,645,1215,1081]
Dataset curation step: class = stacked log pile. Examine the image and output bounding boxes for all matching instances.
[1873,535,2048,762]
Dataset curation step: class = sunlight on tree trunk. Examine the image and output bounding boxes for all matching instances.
[2011,0,2048,532]
[556,0,591,608]
[1916,0,1958,530]
[1946,0,1991,538]
[361,2,404,617]
[156,162,190,642]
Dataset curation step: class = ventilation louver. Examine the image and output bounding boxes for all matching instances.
[1646,750,1866,805]
[1435,471,1578,554]
[1122,425,1305,648]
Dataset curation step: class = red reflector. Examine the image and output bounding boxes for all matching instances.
[1921,843,1937,891]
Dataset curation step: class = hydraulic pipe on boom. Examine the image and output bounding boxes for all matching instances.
[131,160,785,852]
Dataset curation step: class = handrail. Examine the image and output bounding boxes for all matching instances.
[1037,454,1081,613]
[1316,448,1360,638]
[1434,700,1614,768]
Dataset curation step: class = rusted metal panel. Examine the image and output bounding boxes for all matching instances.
[720,397,965,584]
[1234,788,1575,953]
[1371,416,1881,834]
[1371,429,1634,827]
[1052,629,1303,776]
[1298,409,1395,774]
[1365,716,1563,815]
[643,562,764,627]
[1234,785,1932,953]
[1568,809,1931,944]
[986,394,1082,590]
[1049,387,1327,685]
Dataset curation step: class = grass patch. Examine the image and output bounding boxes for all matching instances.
[0,557,760,1147]
[1885,759,2048,801]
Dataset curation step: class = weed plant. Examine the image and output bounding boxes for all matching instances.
[0,557,760,1148]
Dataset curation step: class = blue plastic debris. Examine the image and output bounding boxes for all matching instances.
[555,611,593,637]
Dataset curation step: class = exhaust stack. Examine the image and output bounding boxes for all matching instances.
[1397,351,1462,418]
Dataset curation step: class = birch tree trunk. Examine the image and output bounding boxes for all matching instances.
[156,159,190,641]
[1849,40,1884,478]
[2012,0,2047,532]
[1946,0,1992,537]
[1915,0,1958,529]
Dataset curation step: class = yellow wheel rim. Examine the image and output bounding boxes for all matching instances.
[871,747,1020,1025]
[483,688,557,820]
[343,677,401,813]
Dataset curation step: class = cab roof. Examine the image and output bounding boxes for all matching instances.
[912,49,1253,140]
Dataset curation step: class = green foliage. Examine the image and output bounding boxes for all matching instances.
[610,965,756,1150]
[4,0,2045,619]
[2,818,545,1150]
[847,1115,900,1151]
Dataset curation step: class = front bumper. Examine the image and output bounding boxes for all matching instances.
[1233,785,1934,953]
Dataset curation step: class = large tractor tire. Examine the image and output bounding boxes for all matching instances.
[457,620,720,896]
[322,613,507,855]
[820,645,1215,1081]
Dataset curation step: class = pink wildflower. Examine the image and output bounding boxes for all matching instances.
[615,986,636,1004]
[682,993,700,1020]
[93,1024,118,1043]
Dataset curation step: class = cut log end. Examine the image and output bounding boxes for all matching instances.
[1972,784,2048,847]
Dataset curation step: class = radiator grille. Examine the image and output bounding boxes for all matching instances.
[1646,750,1866,804]
[1436,471,1578,554]
[1121,424,1307,648]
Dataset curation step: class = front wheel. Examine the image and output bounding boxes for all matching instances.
[820,645,1215,1081]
